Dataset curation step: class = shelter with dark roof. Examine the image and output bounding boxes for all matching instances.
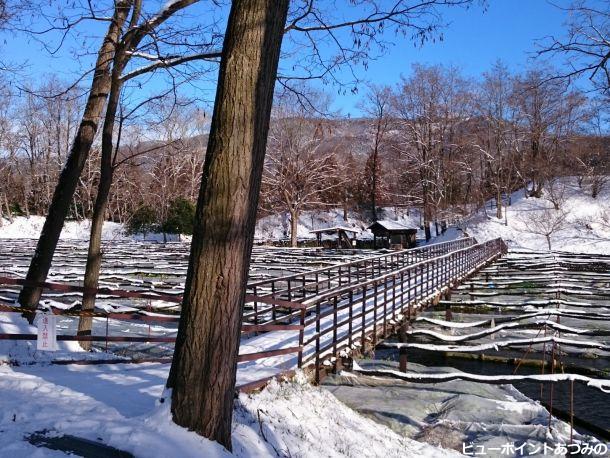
[309,226,358,249]
[367,220,418,249]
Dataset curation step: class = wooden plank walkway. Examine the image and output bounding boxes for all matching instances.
[0,237,507,389]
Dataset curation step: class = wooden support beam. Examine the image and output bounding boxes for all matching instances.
[399,347,408,373]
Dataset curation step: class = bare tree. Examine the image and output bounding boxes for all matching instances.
[597,209,610,230]
[262,109,343,246]
[576,98,609,198]
[512,70,563,197]
[19,0,219,314]
[359,85,392,220]
[538,0,610,93]
[472,61,522,220]
[545,177,567,210]
[166,0,290,449]
[79,88,212,346]
[518,206,568,250]
[167,0,480,449]
[17,1,134,315]
[392,64,471,240]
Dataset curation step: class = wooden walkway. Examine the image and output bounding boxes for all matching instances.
[0,237,507,390]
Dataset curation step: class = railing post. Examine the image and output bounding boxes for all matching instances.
[392,274,397,323]
[383,277,388,337]
[333,296,338,357]
[315,301,321,383]
[400,271,405,312]
[348,290,354,349]
[297,307,305,368]
[271,282,277,323]
[361,285,366,352]
[399,346,408,373]
[408,268,412,305]
[373,280,378,345]
[415,264,424,299]
[253,285,259,326]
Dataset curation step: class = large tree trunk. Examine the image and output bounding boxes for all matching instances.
[529,138,543,198]
[77,52,125,349]
[371,154,377,221]
[496,189,502,219]
[4,194,13,223]
[422,185,432,242]
[18,2,132,316]
[289,207,298,247]
[77,168,113,349]
[166,0,289,450]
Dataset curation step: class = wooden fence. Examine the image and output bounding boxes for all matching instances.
[0,237,506,389]
[244,237,476,325]
[293,238,507,381]
[0,278,306,375]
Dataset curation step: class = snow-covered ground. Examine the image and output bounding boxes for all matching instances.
[1,178,608,456]
[463,179,610,253]
[0,207,426,243]
[0,363,458,457]
[0,215,127,241]
[2,178,607,253]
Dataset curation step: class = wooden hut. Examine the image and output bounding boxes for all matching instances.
[367,220,418,249]
[310,226,358,249]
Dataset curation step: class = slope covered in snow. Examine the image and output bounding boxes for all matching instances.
[0,208,427,243]
[463,179,610,253]
[0,215,127,241]
[0,362,459,457]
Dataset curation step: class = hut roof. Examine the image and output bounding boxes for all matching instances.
[309,226,359,234]
[367,220,417,232]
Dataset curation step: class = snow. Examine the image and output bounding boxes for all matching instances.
[309,225,359,234]
[0,216,126,241]
[324,361,604,456]
[368,220,417,231]
[254,207,427,242]
[462,179,610,253]
[1,178,606,252]
[384,335,609,354]
[351,365,610,393]
[0,312,124,364]
[407,319,598,342]
[1,181,608,455]
[0,363,458,457]
[0,207,429,244]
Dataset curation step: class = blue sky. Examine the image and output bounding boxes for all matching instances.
[3,1,584,116]
[331,0,574,115]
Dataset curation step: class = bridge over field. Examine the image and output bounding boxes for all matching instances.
[0,237,506,389]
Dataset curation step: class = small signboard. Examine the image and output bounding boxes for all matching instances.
[37,313,58,351]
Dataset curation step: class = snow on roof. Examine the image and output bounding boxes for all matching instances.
[368,220,417,231]
[309,226,359,234]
